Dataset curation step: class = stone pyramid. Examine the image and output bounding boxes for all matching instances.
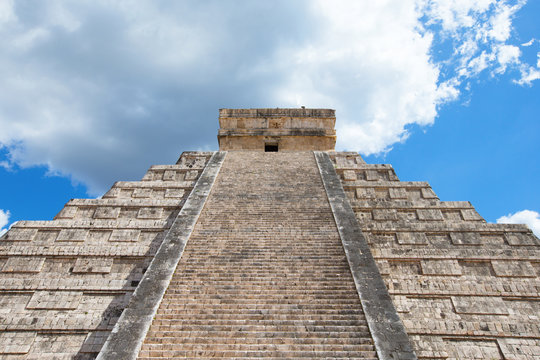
[0,108,539,359]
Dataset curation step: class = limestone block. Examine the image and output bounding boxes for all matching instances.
[389,187,407,199]
[491,260,536,277]
[443,210,463,221]
[342,170,357,181]
[137,207,163,219]
[103,187,120,198]
[28,333,88,358]
[110,229,140,242]
[498,338,540,360]
[421,259,462,276]
[72,258,114,274]
[396,232,428,245]
[133,188,152,198]
[505,232,539,246]
[450,232,482,245]
[376,259,390,275]
[177,156,206,169]
[365,169,380,181]
[0,332,36,354]
[2,257,45,273]
[356,188,376,199]
[185,170,198,180]
[375,188,389,199]
[451,296,509,315]
[421,187,438,199]
[79,331,110,354]
[355,210,373,221]
[3,227,37,241]
[34,230,59,243]
[388,169,399,181]
[397,210,417,221]
[26,291,83,310]
[165,189,185,198]
[88,230,112,242]
[416,209,444,221]
[373,209,398,221]
[57,229,88,242]
[461,208,484,221]
[392,295,411,313]
[94,207,120,219]
[449,340,502,359]
[163,170,177,181]
[56,206,78,219]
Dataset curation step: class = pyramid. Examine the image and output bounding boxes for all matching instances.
[1,108,539,359]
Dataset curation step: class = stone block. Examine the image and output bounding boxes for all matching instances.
[373,209,398,220]
[26,291,83,310]
[185,170,199,180]
[342,170,357,181]
[137,207,163,219]
[505,232,539,246]
[110,229,141,242]
[451,296,508,315]
[57,229,88,242]
[165,189,185,198]
[2,257,45,273]
[491,260,536,277]
[417,209,444,221]
[163,170,177,181]
[421,187,438,199]
[461,208,484,221]
[365,169,379,181]
[94,207,120,219]
[355,187,376,199]
[133,188,152,198]
[389,187,407,199]
[396,232,428,245]
[0,332,36,354]
[72,258,114,274]
[421,259,462,276]
[3,228,37,241]
[450,232,482,245]
[56,206,78,219]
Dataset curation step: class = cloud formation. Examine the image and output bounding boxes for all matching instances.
[0,0,538,194]
[0,209,10,236]
[497,209,540,238]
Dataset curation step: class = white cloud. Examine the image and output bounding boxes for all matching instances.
[0,209,10,236]
[521,38,535,46]
[515,64,540,85]
[0,0,537,194]
[497,210,540,238]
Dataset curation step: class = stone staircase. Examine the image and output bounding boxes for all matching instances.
[138,152,377,359]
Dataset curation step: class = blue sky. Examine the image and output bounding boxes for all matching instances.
[0,0,539,236]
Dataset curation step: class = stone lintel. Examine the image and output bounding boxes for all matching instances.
[315,151,417,360]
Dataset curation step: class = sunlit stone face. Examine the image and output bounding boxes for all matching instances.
[217,108,336,151]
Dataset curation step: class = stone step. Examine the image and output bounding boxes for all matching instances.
[138,152,375,358]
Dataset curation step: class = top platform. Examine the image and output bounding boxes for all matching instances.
[218,108,336,151]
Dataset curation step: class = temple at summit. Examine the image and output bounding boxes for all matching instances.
[0,108,539,359]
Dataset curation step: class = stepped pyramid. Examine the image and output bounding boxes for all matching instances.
[0,108,539,359]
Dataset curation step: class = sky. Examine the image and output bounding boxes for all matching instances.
[0,0,539,237]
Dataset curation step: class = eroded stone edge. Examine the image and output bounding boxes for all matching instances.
[96,151,227,360]
[314,151,417,360]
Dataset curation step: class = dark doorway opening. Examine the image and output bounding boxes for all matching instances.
[265,144,278,152]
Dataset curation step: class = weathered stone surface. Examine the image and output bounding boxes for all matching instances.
[1,109,539,359]
[0,151,213,358]
[218,108,336,151]
[333,149,540,359]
